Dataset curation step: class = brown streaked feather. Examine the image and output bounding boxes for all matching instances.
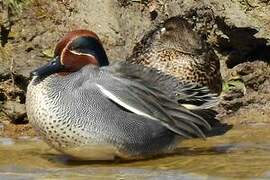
[127,16,222,94]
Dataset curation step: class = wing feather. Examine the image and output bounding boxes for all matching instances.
[96,76,210,138]
[105,61,219,109]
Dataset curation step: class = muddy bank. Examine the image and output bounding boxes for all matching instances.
[0,0,270,137]
[218,60,270,126]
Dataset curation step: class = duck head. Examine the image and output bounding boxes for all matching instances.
[31,30,109,78]
[153,17,204,54]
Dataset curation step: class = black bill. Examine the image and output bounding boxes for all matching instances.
[30,56,64,78]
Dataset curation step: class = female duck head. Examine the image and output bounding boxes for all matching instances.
[31,30,109,78]
[154,17,203,54]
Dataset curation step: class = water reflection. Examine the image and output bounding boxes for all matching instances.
[0,126,270,179]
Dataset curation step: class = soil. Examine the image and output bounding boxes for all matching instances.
[0,0,270,138]
[0,118,36,138]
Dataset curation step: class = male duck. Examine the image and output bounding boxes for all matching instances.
[128,17,222,94]
[26,30,218,160]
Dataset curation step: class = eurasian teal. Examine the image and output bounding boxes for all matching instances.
[26,30,218,160]
[128,17,222,94]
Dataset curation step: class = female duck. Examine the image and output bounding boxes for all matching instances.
[26,30,217,160]
[128,17,222,94]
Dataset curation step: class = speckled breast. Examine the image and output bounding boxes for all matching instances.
[26,76,124,160]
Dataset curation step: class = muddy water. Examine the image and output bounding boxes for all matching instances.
[0,126,270,179]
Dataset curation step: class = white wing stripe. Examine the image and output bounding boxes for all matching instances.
[96,84,158,121]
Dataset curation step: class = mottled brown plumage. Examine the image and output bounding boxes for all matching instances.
[128,17,222,94]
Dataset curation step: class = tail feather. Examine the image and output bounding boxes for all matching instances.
[189,109,233,137]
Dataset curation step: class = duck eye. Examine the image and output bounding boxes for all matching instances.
[50,61,57,65]
[165,27,173,31]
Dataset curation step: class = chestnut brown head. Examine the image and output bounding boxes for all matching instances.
[31,30,109,78]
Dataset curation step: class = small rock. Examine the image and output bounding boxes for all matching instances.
[0,137,15,145]
[1,100,27,124]
[0,123,4,136]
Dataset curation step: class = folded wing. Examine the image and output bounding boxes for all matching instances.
[97,62,215,138]
[105,61,219,110]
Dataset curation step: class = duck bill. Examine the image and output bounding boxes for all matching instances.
[30,56,64,78]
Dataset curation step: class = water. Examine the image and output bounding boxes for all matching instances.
[0,127,269,179]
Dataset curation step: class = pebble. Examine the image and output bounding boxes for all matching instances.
[0,138,15,145]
